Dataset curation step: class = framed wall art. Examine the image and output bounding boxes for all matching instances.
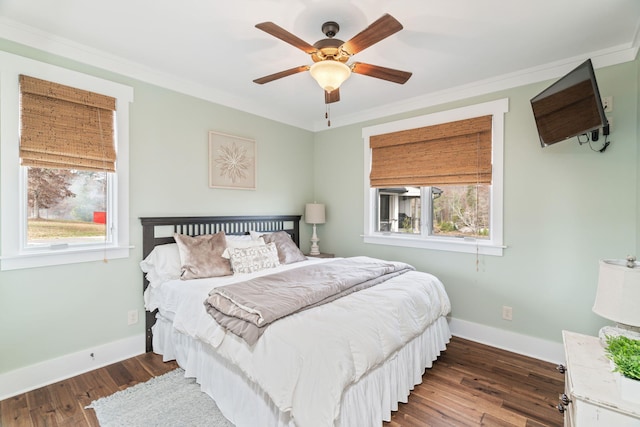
[208,131,256,190]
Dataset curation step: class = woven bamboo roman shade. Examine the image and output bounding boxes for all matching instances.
[19,75,117,172]
[369,115,493,188]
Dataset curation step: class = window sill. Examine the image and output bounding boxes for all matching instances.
[0,245,133,270]
[363,234,504,256]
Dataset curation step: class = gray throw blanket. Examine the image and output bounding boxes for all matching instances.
[204,256,415,345]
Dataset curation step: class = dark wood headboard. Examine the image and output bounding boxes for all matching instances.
[139,215,302,352]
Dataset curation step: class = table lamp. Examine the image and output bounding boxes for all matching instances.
[305,203,326,256]
[592,256,640,344]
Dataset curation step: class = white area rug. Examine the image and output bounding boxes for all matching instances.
[87,368,234,426]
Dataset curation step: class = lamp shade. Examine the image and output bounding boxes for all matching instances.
[309,61,351,92]
[305,203,326,224]
[593,259,640,327]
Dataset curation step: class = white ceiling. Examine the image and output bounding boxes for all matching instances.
[1,0,639,131]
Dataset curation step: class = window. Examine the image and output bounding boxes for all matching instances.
[20,75,116,248]
[363,99,508,256]
[0,51,133,270]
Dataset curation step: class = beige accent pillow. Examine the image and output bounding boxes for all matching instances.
[221,237,265,259]
[229,242,280,274]
[262,230,307,265]
[174,232,232,279]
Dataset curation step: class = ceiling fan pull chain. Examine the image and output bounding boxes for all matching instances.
[326,104,331,127]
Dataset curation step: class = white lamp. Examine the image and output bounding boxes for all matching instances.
[305,203,326,256]
[592,257,640,344]
[309,61,351,92]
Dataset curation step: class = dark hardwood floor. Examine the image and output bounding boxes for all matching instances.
[0,337,564,427]
[0,353,179,427]
[386,338,564,427]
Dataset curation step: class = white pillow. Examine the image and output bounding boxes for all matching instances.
[222,237,265,259]
[229,242,280,274]
[226,234,254,241]
[249,230,291,240]
[140,243,181,284]
[249,230,267,240]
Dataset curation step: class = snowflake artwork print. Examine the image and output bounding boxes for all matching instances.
[208,131,256,190]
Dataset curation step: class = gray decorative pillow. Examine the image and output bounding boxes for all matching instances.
[229,242,280,274]
[262,230,307,264]
[174,232,232,279]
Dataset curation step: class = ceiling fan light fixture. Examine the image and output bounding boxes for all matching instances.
[309,61,351,92]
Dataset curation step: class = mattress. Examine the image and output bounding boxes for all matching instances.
[145,257,451,426]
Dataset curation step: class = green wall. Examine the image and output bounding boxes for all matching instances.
[312,59,639,344]
[0,40,315,374]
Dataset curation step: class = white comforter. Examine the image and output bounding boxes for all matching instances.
[144,257,451,427]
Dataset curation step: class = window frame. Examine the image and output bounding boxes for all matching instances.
[362,99,508,256]
[0,51,133,270]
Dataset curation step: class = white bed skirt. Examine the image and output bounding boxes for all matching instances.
[153,314,451,427]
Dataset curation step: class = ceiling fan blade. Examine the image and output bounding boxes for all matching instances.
[351,62,412,84]
[255,22,317,54]
[341,14,403,55]
[253,65,310,84]
[325,88,340,104]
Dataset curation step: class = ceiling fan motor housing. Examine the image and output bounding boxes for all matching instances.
[312,38,347,62]
[311,21,349,62]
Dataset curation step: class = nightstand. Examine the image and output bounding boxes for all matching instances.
[559,330,640,426]
[305,253,334,258]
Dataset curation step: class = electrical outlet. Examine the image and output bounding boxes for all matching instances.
[602,96,613,113]
[127,309,139,325]
[502,305,513,321]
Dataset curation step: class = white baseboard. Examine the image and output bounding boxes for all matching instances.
[0,333,145,401]
[449,317,565,364]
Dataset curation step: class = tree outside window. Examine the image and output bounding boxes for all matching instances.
[26,168,108,244]
[376,184,489,239]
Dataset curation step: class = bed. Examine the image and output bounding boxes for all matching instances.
[140,215,451,427]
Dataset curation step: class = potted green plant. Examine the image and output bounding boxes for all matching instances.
[605,335,640,402]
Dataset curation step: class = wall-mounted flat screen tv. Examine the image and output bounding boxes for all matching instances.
[530,59,608,147]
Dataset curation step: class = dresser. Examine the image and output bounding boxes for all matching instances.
[560,330,640,426]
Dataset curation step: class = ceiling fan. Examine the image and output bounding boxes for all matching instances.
[253,14,412,105]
